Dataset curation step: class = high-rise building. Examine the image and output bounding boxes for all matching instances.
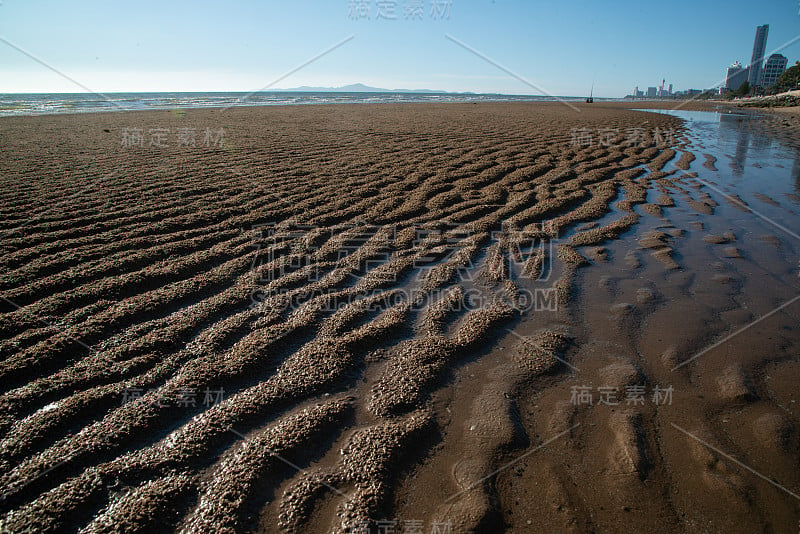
[761,53,788,87]
[726,62,749,91]
[748,24,769,87]
[647,86,657,97]
[668,83,673,95]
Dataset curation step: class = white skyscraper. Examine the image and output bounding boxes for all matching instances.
[726,62,748,91]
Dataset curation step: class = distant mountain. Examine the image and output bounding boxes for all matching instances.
[275,83,465,94]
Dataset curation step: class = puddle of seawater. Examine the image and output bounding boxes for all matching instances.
[638,109,800,206]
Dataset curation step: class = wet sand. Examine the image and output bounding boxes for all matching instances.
[0,102,798,533]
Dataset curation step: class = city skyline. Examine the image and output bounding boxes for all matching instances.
[636,23,797,97]
[720,24,792,92]
[1,1,799,97]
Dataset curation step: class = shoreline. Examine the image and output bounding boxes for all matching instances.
[0,96,733,120]
[0,94,604,119]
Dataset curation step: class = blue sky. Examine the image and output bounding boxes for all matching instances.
[1,0,799,97]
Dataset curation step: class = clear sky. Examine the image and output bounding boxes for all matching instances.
[1,0,799,97]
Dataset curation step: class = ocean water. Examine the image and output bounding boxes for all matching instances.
[0,91,594,117]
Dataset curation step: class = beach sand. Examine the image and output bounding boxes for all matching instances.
[0,102,798,533]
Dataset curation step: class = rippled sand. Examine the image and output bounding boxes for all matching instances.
[0,102,798,533]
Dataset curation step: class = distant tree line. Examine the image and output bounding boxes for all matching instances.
[774,63,800,93]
